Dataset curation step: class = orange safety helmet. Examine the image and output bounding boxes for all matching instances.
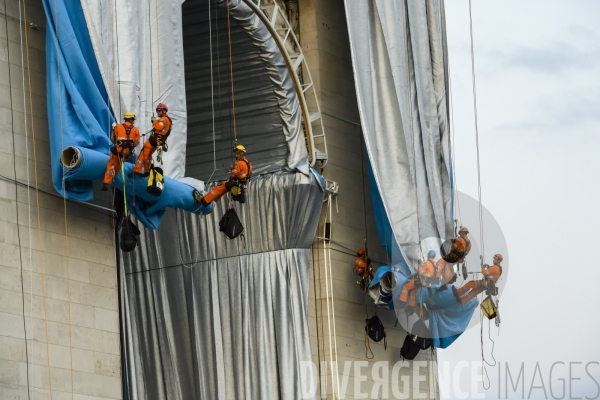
[355,257,367,275]
[156,103,168,111]
[493,254,503,261]
[459,227,469,234]
[356,248,366,257]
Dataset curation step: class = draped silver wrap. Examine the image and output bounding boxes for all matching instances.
[344,0,454,269]
[120,171,322,400]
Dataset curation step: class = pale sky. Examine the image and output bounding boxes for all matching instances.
[439,1,600,399]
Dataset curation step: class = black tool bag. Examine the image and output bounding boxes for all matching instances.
[400,319,434,360]
[400,334,421,360]
[219,208,244,239]
[411,319,433,350]
[119,217,140,253]
[365,315,387,349]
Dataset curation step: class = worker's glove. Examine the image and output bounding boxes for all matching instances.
[413,276,422,287]
[112,122,117,128]
[151,116,156,123]
[110,145,118,156]
[225,179,235,190]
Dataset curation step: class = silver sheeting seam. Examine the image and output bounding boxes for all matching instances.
[81,0,188,179]
[344,0,453,269]
[121,171,322,400]
[183,0,309,182]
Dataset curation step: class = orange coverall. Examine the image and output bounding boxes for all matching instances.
[443,235,472,263]
[134,115,172,174]
[103,123,140,185]
[435,258,457,285]
[400,259,435,307]
[203,156,253,204]
[455,264,502,304]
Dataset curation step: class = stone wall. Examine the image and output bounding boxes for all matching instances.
[0,1,122,399]
[300,0,439,398]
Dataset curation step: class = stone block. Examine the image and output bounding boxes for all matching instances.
[72,371,121,399]
[70,303,96,329]
[0,287,24,316]
[94,352,120,378]
[88,264,116,289]
[0,264,22,291]
[0,335,26,362]
[71,348,95,374]
[94,308,119,333]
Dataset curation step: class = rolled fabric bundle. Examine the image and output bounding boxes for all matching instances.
[61,146,215,229]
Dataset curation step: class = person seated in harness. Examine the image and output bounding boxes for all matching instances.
[442,226,472,264]
[453,253,503,304]
[133,103,172,176]
[102,112,140,191]
[199,145,252,206]
[354,248,374,291]
[399,250,437,316]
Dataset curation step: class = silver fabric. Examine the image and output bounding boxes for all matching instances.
[121,171,323,400]
[81,0,309,181]
[81,0,188,179]
[344,0,453,270]
[183,0,309,182]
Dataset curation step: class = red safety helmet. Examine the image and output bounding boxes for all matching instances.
[156,103,168,111]
[493,254,503,261]
[357,248,366,257]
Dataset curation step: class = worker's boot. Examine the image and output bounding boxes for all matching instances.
[101,183,109,191]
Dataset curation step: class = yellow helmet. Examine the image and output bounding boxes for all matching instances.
[233,145,246,153]
[123,111,136,120]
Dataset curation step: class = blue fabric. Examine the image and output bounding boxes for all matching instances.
[413,285,479,348]
[41,0,215,229]
[65,148,215,229]
[367,160,409,272]
[42,0,113,199]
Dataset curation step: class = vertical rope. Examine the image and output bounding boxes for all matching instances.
[206,0,219,182]
[226,4,237,143]
[53,0,75,396]
[155,0,161,97]
[401,0,423,266]
[6,1,31,397]
[468,0,485,263]
[22,0,53,396]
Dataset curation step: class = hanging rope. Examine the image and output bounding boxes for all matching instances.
[6,2,31,397]
[53,0,76,396]
[21,0,53,396]
[468,0,485,264]
[226,4,237,144]
[401,0,423,267]
[155,0,161,97]
[206,0,219,182]
[446,25,462,228]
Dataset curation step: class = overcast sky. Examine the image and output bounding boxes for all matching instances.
[439,1,600,399]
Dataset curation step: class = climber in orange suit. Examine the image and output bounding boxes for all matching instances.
[133,103,172,175]
[454,254,503,304]
[102,112,140,191]
[200,145,253,205]
[442,226,472,263]
[399,250,437,308]
[435,257,457,285]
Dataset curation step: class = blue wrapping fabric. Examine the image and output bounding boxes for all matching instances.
[41,0,113,199]
[368,264,478,348]
[41,0,215,229]
[66,148,214,229]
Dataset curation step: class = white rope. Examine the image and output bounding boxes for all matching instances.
[322,201,335,398]
[17,1,34,396]
[468,0,485,263]
[327,195,341,397]
[207,0,218,182]
[401,0,423,266]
